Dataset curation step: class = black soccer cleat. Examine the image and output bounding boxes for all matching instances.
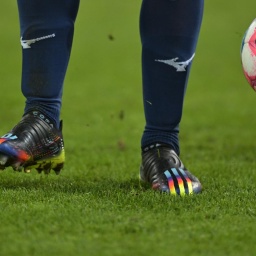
[0,110,65,174]
[140,144,202,195]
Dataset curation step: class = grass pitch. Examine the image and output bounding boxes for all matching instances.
[1,1,256,255]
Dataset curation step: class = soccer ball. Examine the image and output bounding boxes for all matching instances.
[241,19,256,90]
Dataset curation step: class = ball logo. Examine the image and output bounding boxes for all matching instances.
[249,28,256,55]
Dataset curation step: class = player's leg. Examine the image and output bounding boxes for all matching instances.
[140,0,204,194]
[0,0,80,173]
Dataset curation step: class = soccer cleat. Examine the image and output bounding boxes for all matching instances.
[140,144,202,195]
[0,110,65,174]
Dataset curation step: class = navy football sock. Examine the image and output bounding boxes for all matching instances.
[17,0,80,127]
[140,0,204,154]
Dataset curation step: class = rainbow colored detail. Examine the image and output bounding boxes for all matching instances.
[164,168,193,195]
[164,170,176,195]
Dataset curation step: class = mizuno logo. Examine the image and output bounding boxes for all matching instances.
[155,53,195,72]
[20,33,55,49]
[1,133,17,140]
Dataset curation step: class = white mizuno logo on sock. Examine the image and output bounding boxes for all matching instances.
[155,53,195,72]
[20,33,56,49]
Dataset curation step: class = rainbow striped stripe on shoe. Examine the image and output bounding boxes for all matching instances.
[0,110,65,174]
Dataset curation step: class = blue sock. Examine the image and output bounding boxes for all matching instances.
[17,0,80,128]
[140,0,204,154]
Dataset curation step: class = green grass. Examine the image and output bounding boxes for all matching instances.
[1,1,256,255]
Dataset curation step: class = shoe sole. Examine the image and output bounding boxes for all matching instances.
[0,149,65,175]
